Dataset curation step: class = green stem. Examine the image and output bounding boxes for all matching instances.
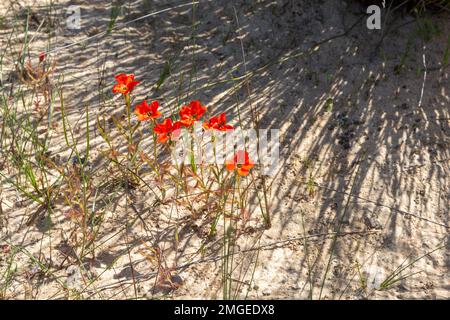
[125,93,132,148]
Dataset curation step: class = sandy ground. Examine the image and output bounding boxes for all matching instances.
[0,0,449,299]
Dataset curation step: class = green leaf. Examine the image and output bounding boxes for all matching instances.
[156,61,171,90]
[107,3,121,34]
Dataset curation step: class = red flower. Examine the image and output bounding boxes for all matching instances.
[203,113,233,131]
[179,100,207,127]
[112,73,140,95]
[134,100,161,121]
[39,52,46,62]
[225,150,254,176]
[153,118,182,143]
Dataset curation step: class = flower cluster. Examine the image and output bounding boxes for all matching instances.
[112,73,253,176]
